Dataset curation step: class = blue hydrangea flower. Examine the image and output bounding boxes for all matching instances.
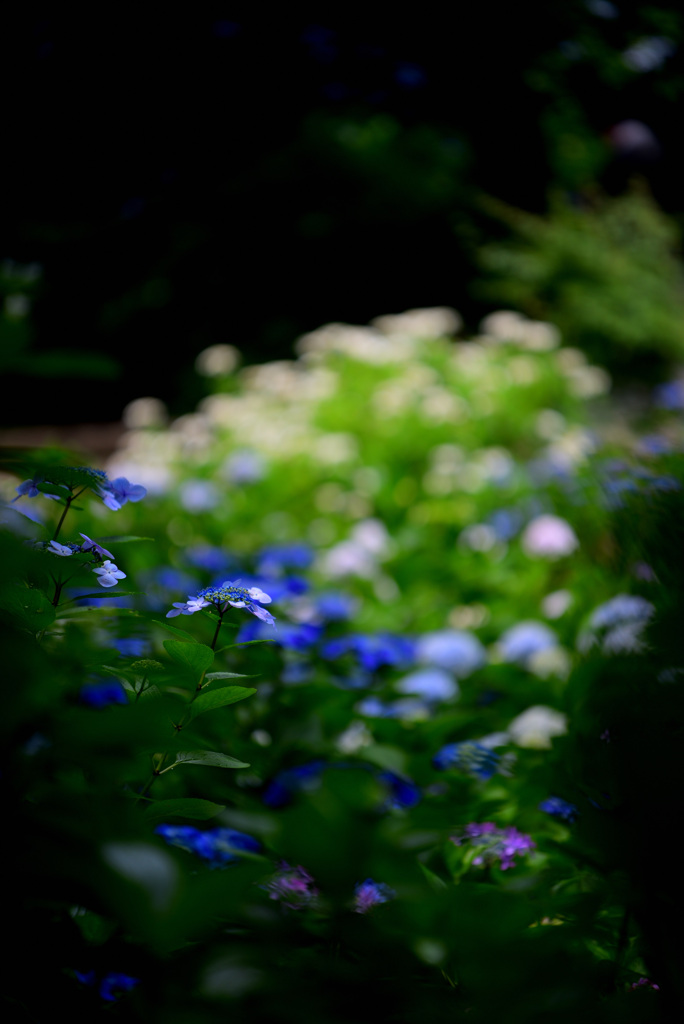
[654,379,684,410]
[257,542,314,575]
[93,560,127,588]
[98,477,147,511]
[185,545,235,572]
[538,796,579,822]
[155,824,261,867]
[314,591,358,621]
[377,770,421,810]
[79,533,114,559]
[47,540,78,556]
[237,618,320,650]
[13,477,62,501]
[262,761,326,808]
[353,878,396,913]
[114,636,149,657]
[497,621,558,665]
[356,696,431,721]
[394,667,459,701]
[321,633,415,672]
[75,970,139,1001]
[415,630,486,677]
[580,594,655,655]
[432,740,503,779]
[80,680,128,708]
[167,579,275,626]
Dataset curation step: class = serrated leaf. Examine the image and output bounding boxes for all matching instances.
[163,640,214,674]
[152,620,198,642]
[190,686,256,719]
[163,750,249,770]
[144,798,226,822]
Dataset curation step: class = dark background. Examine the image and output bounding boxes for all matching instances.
[2,4,683,426]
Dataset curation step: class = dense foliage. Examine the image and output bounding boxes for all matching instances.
[3,307,684,1021]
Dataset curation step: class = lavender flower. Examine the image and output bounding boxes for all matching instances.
[48,540,77,556]
[264,862,319,909]
[353,879,396,913]
[167,579,275,626]
[451,822,535,870]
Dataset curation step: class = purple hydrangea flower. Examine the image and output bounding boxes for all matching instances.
[451,822,535,870]
[13,477,62,502]
[167,579,275,626]
[264,862,319,909]
[353,878,396,913]
[538,796,579,823]
[98,477,147,511]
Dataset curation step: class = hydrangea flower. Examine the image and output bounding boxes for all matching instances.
[98,476,147,511]
[394,667,459,701]
[13,477,62,501]
[48,540,77,556]
[321,633,415,672]
[79,533,114,559]
[507,706,568,749]
[262,761,326,808]
[521,515,579,559]
[353,879,396,913]
[415,630,486,677]
[432,740,511,779]
[257,542,314,575]
[93,560,127,588]
[377,770,421,810]
[264,862,319,909]
[75,970,139,1001]
[80,680,128,708]
[167,579,275,625]
[451,822,535,870]
[579,594,655,655]
[155,824,261,867]
[497,621,559,666]
[538,796,579,822]
[237,619,320,650]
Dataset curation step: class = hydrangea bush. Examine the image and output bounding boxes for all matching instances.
[2,306,684,1021]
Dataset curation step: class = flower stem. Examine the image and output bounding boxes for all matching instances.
[210,611,224,650]
[52,495,73,541]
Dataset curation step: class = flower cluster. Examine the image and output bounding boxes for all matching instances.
[432,740,512,779]
[155,824,261,867]
[167,579,275,625]
[264,863,319,909]
[451,822,536,870]
[353,878,396,913]
[44,534,127,588]
[15,468,146,510]
[75,970,139,1002]
[538,796,579,823]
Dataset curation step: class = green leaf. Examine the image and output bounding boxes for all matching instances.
[220,638,277,651]
[0,586,56,632]
[418,862,448,892]
[204,671,257,681]
[163,640,214,674]
[162,750,249,771]
[97,535,154,544]
[152,620,198,643]
[190,687,257,719]
[143,798,226,822]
